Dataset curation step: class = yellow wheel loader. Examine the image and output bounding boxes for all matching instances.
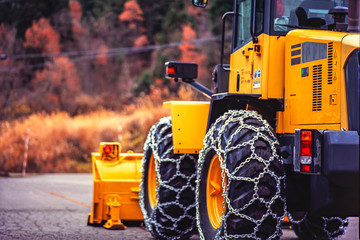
[88,0,360,239]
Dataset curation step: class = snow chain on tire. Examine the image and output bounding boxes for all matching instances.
[196,110,286,240]
[289,212,349,240]
[139,117,197,239]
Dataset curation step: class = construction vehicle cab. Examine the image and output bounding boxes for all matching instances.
[89,0,359,239]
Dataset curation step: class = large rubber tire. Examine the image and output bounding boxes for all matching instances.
[196,110,286,240]
[139,117,197,239]
[289,212,349,240]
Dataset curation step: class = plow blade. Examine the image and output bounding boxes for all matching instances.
[87,142,144,229]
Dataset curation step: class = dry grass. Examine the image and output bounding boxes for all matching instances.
[0,85,203,174]
[0,101,169,174]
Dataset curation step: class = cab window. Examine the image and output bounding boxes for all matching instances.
[234,0,264,49]
[234,0,252,48]
[273,0,348,33]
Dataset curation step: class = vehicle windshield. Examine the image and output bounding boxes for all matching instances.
[274,0,348,32]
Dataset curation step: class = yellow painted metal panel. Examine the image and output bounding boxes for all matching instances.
[164,101,210,154]
[229,41,255,94]
[283,29,349,133]
[88,142,144,229]
[284,29,348,42]
[229,34,286,99]
[276,111,284,134]
[253,35,268,96]
[267,36,285,99]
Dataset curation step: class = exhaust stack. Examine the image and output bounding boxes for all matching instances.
[347,0,360,32]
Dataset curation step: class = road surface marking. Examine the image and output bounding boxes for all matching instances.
[48,191,91,208]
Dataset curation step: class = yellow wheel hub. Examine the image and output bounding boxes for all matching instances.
[148,155,158,208]
[206,155,226,229]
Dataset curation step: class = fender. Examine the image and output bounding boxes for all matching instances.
[163,101,210,154]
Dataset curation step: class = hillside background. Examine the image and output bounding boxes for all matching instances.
[0,0,232,174]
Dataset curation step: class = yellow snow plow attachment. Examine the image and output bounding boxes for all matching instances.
[87,142,144,229]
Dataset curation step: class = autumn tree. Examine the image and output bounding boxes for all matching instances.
[0,0,216,119]
[119,0,144,30]
[32,57,80,113]
[24,18,61,54]
[0,24,27,120]
[24,18,81,114]
[118,0,149,48]
[119,0,151,79]
[69,0,85,40]
[179,24,207,83]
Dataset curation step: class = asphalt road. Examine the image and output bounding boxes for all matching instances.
[0,174,358,240]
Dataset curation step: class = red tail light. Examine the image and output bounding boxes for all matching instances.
[295,129,322,175]
[300,142,312,156]
[300,130,313,173]
[167,66,176,75]
[301,165,311,172]
[300,130,312,156]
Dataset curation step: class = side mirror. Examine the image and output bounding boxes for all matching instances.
[192,0,207,8]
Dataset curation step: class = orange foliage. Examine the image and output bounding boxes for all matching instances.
[154,77,163,86]
[180,24,197,43]
[119,0,144,29]
[69,0,85,39]
[118,0,149,77]
[177,84,199,101]
[94,45,108,65]
[34,56,80,94]
[134,35,149,47]
[23,18,61,54]
[45,93,59,105]
[149,87,169,102]
[186,2,202,17]
[179,25,205,63]
[179,24,207,81]
[69,0,82,22]
[179,24,196,62]
[148,78,171,103]
[72,22,84,39]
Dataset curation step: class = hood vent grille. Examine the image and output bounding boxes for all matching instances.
[328,42,333,84]
[313,64,323,111]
